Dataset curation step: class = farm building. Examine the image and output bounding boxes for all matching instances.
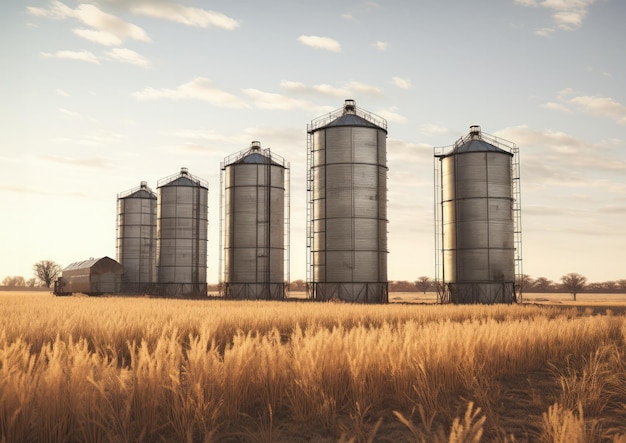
[54,257,123,296]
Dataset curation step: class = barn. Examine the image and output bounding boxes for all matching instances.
[54,257,123,296]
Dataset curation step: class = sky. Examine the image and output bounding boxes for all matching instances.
[1,0,625,285]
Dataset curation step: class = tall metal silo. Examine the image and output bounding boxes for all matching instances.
[434,126,522,304]
[156,167,208,297]
[219,141,290,300]
[116,181,157,293]
[307,99,389,303]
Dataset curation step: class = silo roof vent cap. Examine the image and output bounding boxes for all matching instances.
[469,125,481,139]
[343,99,356,114]
[180,167,189,175]
[140,181,148,189]
[251,141,261,151]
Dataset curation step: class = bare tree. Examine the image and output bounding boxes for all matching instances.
[617,280,626,291]
[2,276,26,286]
[33,260,62,288]
[560,273,587,301]
[414,276,431,294]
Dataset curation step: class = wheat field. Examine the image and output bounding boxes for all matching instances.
[1,291,625,442]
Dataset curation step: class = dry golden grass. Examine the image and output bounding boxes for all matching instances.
[1,291,625,442]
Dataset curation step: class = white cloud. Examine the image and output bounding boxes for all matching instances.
[132,77,249,108]
[534,27,555,37]
[552,9,587,29]
[494,124,591,152]
[55,88,70,96]
[41,154,112,168]
[387,138,433,164]
[419,123,449,136]
[41,50,100,64]
[541,102,572,113]
[105,48,150,67]
[297,35,341,52]
[128,2,239,30]
[392,77,412,89]
[376,107,406,123]
[373,41,389,51]
[242,89,309,110]
[568,95,626,125]
[341,13,355,20]
[515,0,598,32]
[164,128,245,144]
[280,80,381,97]
[28,1,151,44]
[280,80,351,97]
[72,28,122,46]
[58,108,79,117]
[345,81,382,96]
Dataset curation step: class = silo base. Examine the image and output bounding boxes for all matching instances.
[440,282,516,304]
[148,283,208,299]
[221,283,286,300]
[308,282,388,303]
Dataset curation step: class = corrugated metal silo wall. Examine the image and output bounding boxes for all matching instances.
[157,184,208,297]
[117,196,157,292]
[441,151,515,303]
[311,126,388,302]
[223,162,285,299]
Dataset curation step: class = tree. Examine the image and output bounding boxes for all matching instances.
[533,277,554,292]
[602,281,617,291]
[617,280,626,291]
[2,276,26,286]
[560,273,587,301]
[289,279,306,291]
[414,276,431,294]
[516,274,533,293]
[33,260,62,288]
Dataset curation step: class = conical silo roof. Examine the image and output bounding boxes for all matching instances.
[309,99,388,133]
[157,167,208,189]
[119,181,156,199]
[439,126,514,158]
[223,141,287,168]
[453,139,511,154]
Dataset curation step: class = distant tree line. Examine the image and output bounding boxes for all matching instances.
[4,263,625,300]
[517,274,626,294]
[1,260,62,289]
[292,275,626,296]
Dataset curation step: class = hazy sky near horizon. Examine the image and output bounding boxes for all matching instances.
[1,0,625,284]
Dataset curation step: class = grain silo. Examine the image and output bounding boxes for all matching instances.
[434,126,522,304]
[156,167,208,297]
[219,141,290,299]
[307,99,388,303]
[116,181,157,293]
